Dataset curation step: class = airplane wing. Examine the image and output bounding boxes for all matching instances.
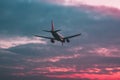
[64,33,81,39]
[34,35,54,39]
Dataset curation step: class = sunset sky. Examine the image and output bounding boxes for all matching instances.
[0,0,120,80]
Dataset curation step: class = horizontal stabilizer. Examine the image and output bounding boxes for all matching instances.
[64,33,82,39]
[43,29,61,32]
[54,29,61,32]
[43,30,51,32]
[34,35,53,39]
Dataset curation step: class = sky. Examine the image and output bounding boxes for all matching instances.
[0,0,120,80]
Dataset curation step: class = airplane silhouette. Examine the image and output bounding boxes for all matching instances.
[35,20,81,45]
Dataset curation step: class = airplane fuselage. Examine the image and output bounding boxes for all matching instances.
[51,31,64,42]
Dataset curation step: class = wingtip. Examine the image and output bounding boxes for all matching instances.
[34,35,37,37]
[78,33,82,36]
[34,35,39,37]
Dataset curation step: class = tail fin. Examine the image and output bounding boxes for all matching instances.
[43,20,61,33]
[51,20,54,31]
[42,30,51,32]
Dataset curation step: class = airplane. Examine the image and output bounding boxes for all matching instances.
[34,20,81,45]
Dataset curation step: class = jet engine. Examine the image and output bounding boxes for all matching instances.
[51,39,55,43]
[66,39,70,43]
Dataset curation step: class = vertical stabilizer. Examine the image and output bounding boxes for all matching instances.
[51,20,54,31]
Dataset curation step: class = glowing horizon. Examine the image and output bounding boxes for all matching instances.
[48,0,120,10]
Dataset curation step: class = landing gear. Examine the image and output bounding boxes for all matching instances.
[51,39,55,43]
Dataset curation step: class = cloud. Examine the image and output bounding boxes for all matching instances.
[0,36,46,49]
[46,0,120,9]
[1,44,120,80]
[46,72,120,80]
[0,0,120,80]
[82,5,120,18]
[88,47,120,57]
[44,0,120,18]
[26,53,81,63]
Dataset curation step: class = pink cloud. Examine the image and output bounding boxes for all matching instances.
[10,63,120,80]
[80,68,101,73]
[43,0,120,17]
[83,5,120,18]
[46,0,120,9]
[89,47,120,57]
[48,67,76,72]
[26,53,81,63]
[46,72,120,80]
[42,64,120,79]
[17,66,76,76]
[105,67,114,71]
